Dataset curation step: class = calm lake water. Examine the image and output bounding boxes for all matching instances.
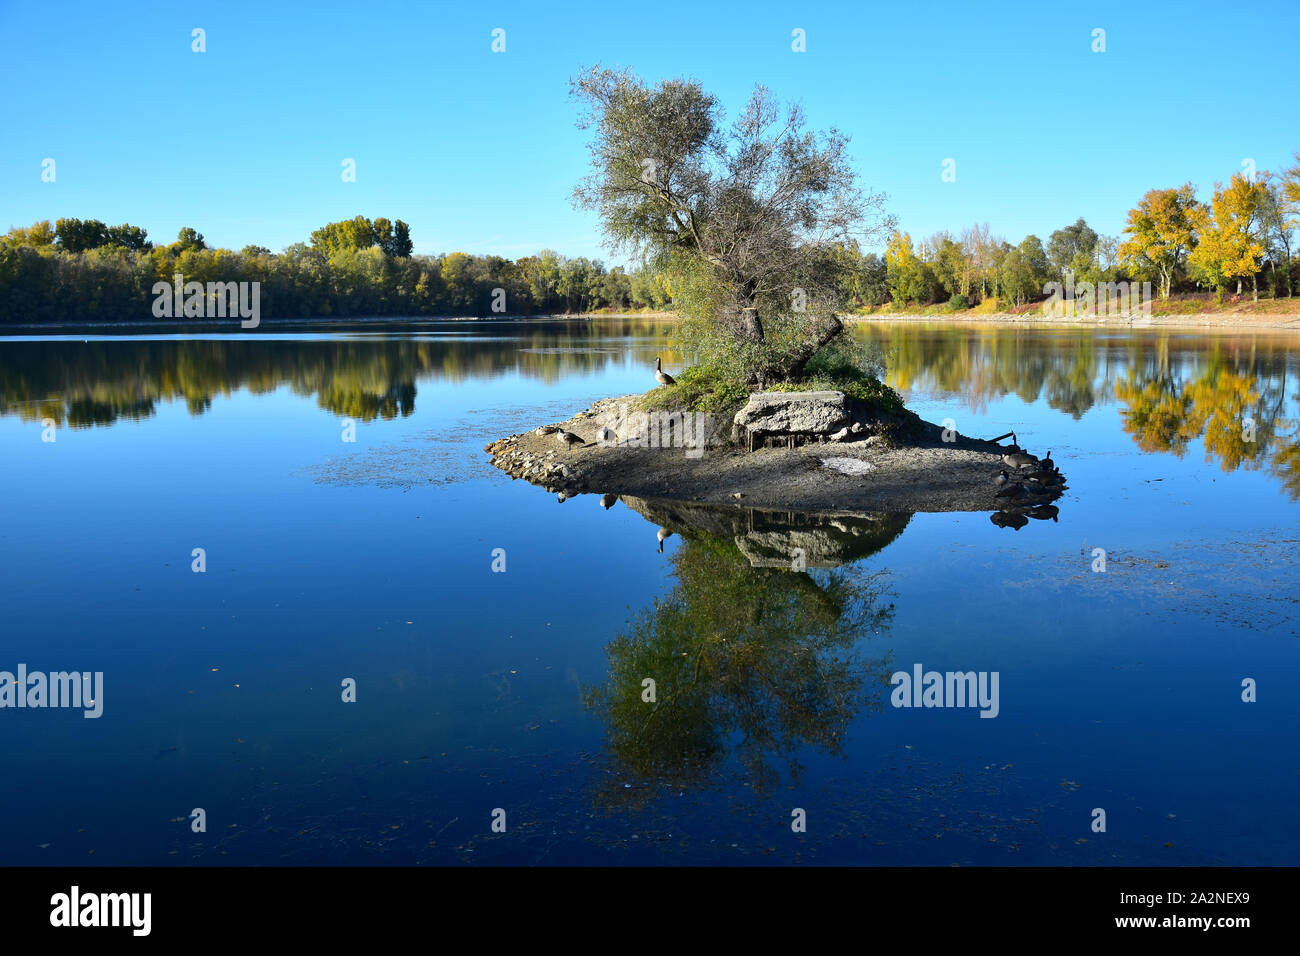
[2,318,1297,866]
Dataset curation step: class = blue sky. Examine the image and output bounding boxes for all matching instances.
[2,0,1296,264]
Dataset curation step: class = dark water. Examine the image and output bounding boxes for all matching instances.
[1,318,1297,866]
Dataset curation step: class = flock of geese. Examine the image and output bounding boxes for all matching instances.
[994,446,1065,500]
[990,443,1066,529]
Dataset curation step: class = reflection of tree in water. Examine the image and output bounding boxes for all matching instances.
[855,323,1300,498]
[1115,374,1199,454]
[582,517,896,809]
[1114,347,1300,490]
[0,319,683,429]
[1042,337,1099,419]
[1271,412,1300,500]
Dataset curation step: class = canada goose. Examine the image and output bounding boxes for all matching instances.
[599,493,616,510]
[995,481,1028,500]
[654,357,676,387]
[995,470,1010,486]
[1040,449,1055,471]
[554,429,585,448]
[1001,450,1039,469]
[991,511,1028,530]
[656,527,673,552]
[1025,469,1064,487]
[1027,504,1059,522]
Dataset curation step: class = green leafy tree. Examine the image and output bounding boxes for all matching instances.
[571,65,894,384]
[104,224,151,251]
[1047,218,1099,283]
[55,218,109,253]
[174,227,207,252]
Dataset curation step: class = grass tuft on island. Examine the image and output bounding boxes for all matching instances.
[637,361,919,448]
[638,360,907,419]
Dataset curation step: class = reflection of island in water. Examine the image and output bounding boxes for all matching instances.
[582,498,899,808]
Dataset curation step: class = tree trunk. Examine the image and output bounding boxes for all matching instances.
[739,306,764,342]
[784,313,845,380]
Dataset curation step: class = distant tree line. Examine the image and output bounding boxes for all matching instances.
[4,151,1297,322]
[0,215,672,322]
[847,155,1300,310]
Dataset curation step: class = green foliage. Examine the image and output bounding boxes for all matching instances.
[310,216,374,256]
[572,66,894,383]
[55,218,107,253]
[998,235,1050,306]
[581,526,895,796]
[0,218,667,322]
[53,218,152,253]
[769,364,906,418]
[640,327,893,417]
[638,364,752,415]
[174,227,206,252]
[1047,218,1099,283]
[948,293,969,310]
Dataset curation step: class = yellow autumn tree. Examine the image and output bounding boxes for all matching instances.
[884,231,926,306]
[1188,173,1269,301]
[1282,151,1300,211]
[1118,184,1200,300]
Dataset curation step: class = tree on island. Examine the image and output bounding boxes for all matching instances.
[571,66,895,390]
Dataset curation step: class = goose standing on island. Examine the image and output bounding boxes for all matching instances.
[654,357,676,387]
[1001,450,1039,470]
[554,428,585,448]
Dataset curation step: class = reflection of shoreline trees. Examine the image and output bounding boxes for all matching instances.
[865,324,1102,417]
[0,320,683,427]
[856,323,1300,496]
[1115,348,1299,497]
[582,529,894,808]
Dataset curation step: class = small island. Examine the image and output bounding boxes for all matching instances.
[486,389,1063,516]
[485,67,1065,518]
